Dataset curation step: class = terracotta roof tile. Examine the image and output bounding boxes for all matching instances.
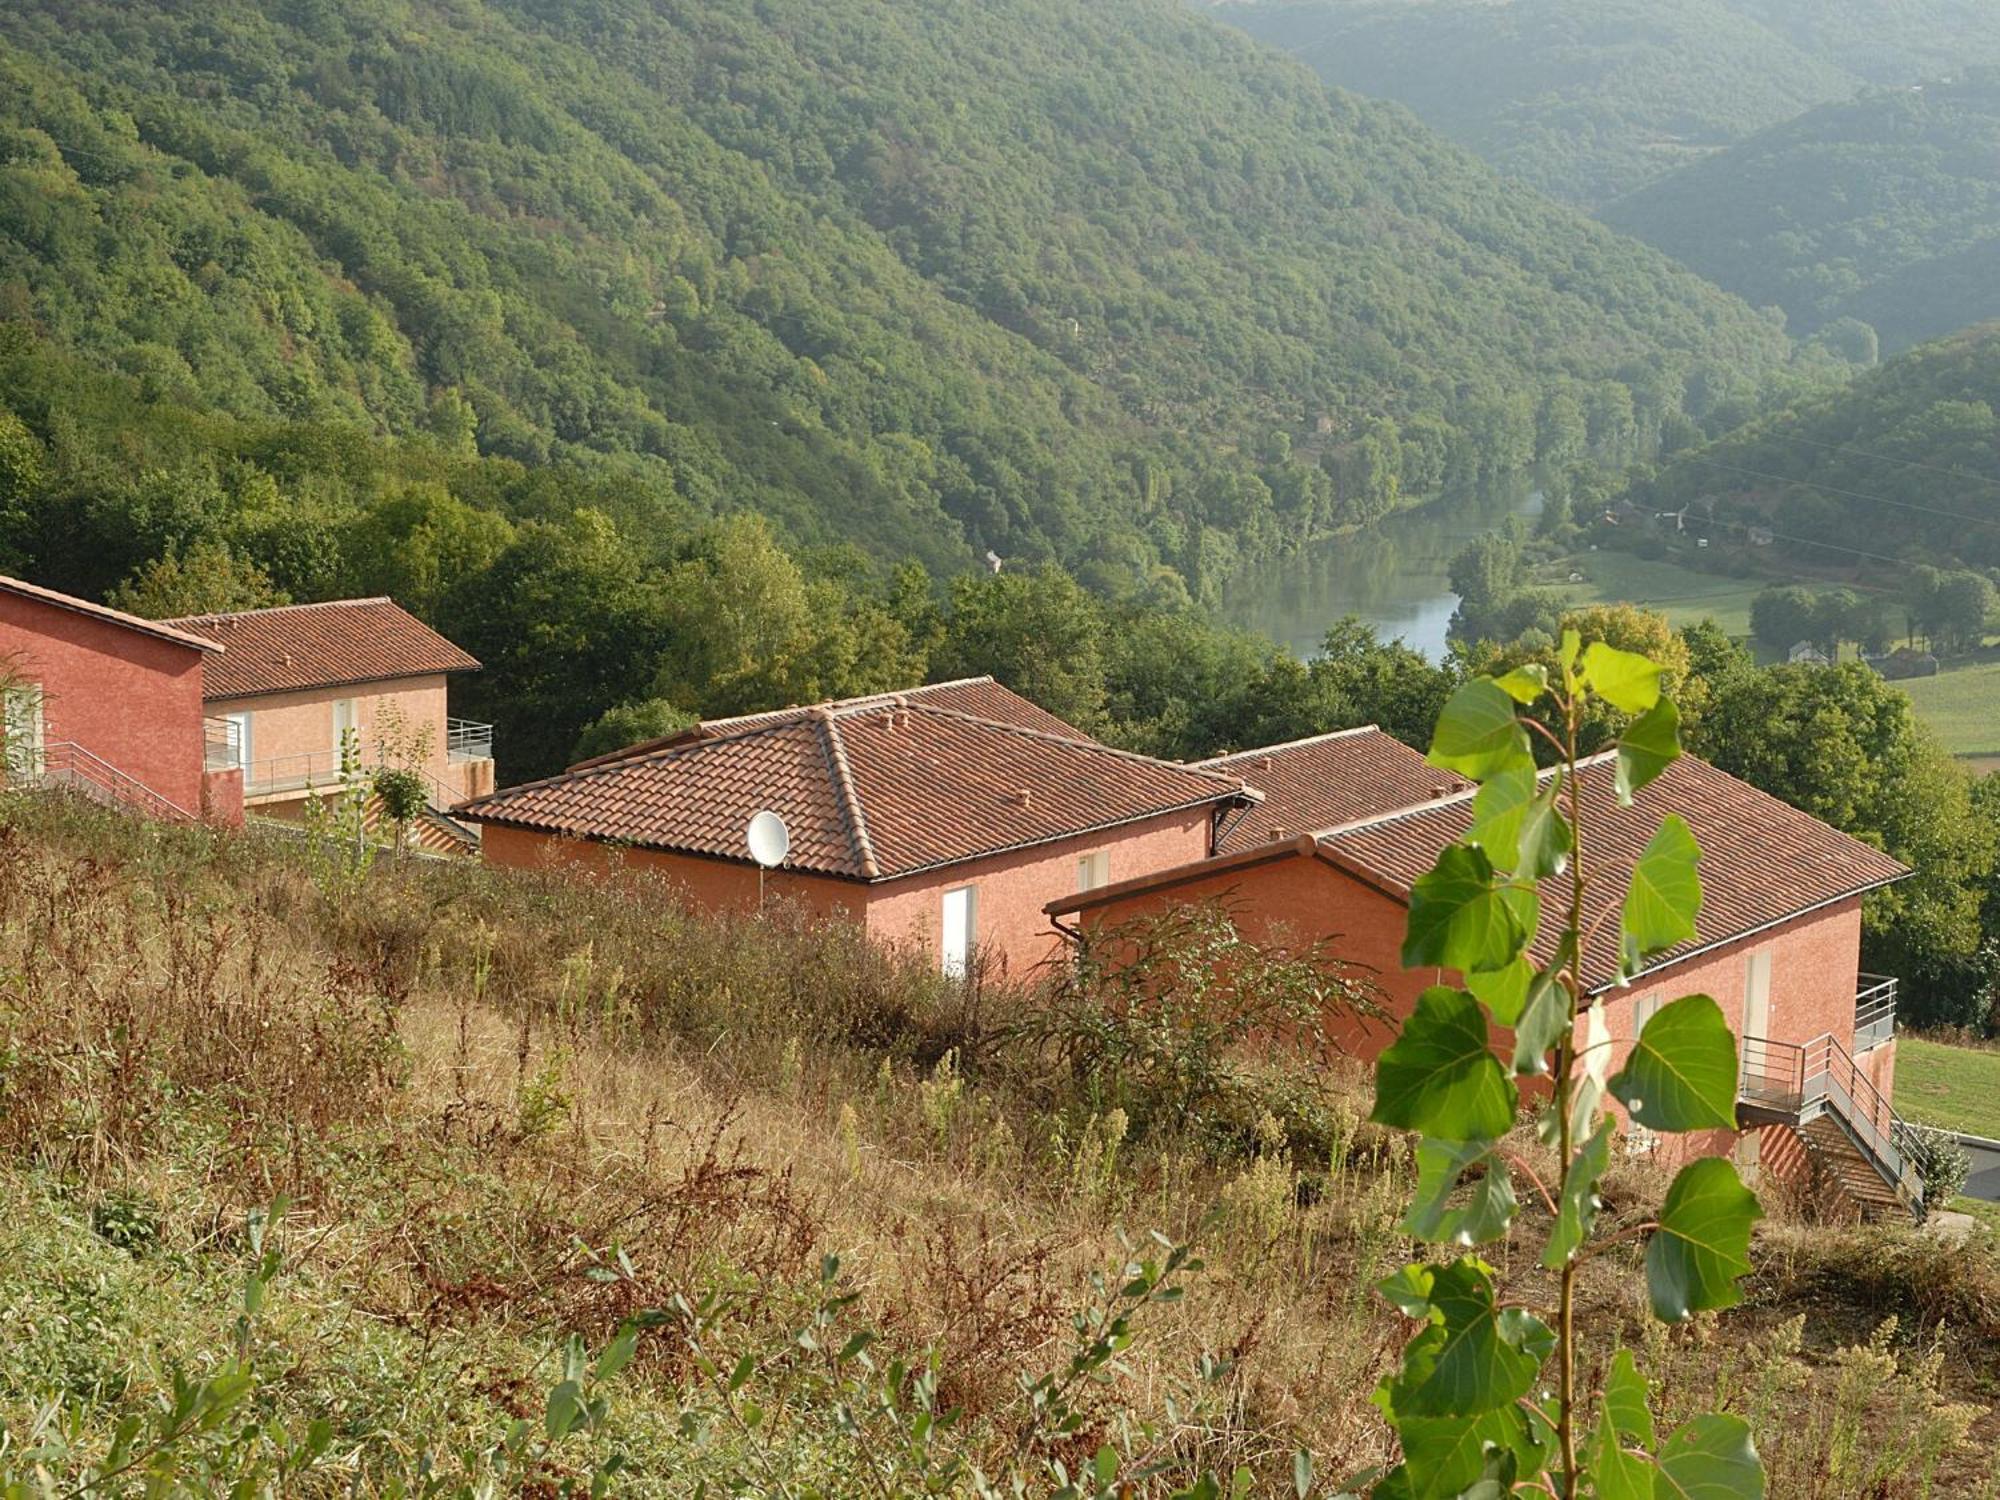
[566,677,1087,770]
[0,573,223,654]
[462,700,1252,881]
[1322,754,1912,993]
[166,598,480,700]
[1202,728,1471,852]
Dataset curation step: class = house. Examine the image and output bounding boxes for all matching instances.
[0,572,241,822]
[164,598,494,843]
[1788,640,1831,666]
[1048,742,1922,1218]
[1196,728,1470,852]
[460,680,1258,979]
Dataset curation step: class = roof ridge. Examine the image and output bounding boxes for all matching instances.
[1314,747,1628,839]
[818,715,882,879]
[166,596,395,625]
[0,573,226,653]
[884,701,1250,790]
[1195,725,1383,766]
[696,676,1001,732]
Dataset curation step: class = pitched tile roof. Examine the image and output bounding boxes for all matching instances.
[462,698,1254,881]
[165,598,479,701]
[1320,753,1911,993]
[0,573,223,654]
[1201,728,1471,853]
[566,676,1086,771]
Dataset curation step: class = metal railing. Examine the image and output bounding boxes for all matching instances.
[1854,974,1898,1053]
[11,740,195,822]
[204,716,242,771]
[239,748,473,816]
[447,718,494,763]
[1740,1030,1931,1216]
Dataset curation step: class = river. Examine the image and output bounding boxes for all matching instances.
[1226,481,1545,661]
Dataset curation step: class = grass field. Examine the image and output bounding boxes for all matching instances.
[1894,1036,2000,1138]
[1546,550,1764,636]
[1897,655,2000,762]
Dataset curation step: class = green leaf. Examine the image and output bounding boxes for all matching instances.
[1541,1117,1613,1268]
[1406,1138,1517,1247]
[1404,845,1540,976]
[1558,627,1582,682]
[1094,1445,1118,1485]
[1380,1412,1521,1499]
[1371,988,1518,1141]
[1465,767,1534,870]
[1647,1159,1762,1324]
[1616,697,1681,806]
[1581,642,1663,714]
[1587,1417,1654,1500]
[1466,956,1532,1027]
[1610,994,1740,1132]
[1603,1349,1656,1449]
[1621,815,1703,974]
[1293,1448,1314,1498]
[1654,1414,1765,1499]
[1491,663,1549,705]
[1510,956,1572,1078]
[593,1327,639,1383]
[1515,778,1572,882]
[1384,1259,1553,1418]
[1376,1262,1439,1319]
[1427,680,1532,782]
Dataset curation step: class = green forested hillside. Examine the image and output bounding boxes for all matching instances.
[1638,323,2000,573]
[1604,71,2000,349]
[1215,0,2000,207]
[0,0,1795,600]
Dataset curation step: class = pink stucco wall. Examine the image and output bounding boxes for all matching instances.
[865,810,1214,982]
[481,808,1214,980]
[212,674,489,809]
[0,589,209,815]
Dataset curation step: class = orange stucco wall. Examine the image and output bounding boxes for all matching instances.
[1077,856,1886,1188]
[866,810,1214,982]
[213,674,489,808]
[0,589,210,815]
[480,809,1214,980]
[479,822,867,920]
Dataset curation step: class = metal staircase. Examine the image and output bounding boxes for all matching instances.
[1738,1031,1932,1222]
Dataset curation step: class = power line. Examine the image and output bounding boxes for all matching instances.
[1679,454,2000,531]
[1780,432,2000,495]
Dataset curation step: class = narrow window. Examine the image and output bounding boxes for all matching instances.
[331,698,358,771]
[226,711,253,773]
[940,885,978,978]
[1077,850,1109,892]
[1744,950,1772,1040]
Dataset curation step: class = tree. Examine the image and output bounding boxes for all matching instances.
[1368,636,1765,1496]
[1309,619,1460,750]
[1467,604,1695,753]
[573,699,697,764]
[1749,584,1820,654]
[1694,663,1998,1029]
[932,567,1108,732]
[447,509,671,780]
[108,541,289,617]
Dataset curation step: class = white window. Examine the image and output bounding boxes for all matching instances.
[940,885,978,978]
[2,683,44,780]
[1077,850,1109,892]
[1632,992,1662,1038]
[1744,950,1772,1041]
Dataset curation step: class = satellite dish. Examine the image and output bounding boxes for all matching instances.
[746,810,791,869]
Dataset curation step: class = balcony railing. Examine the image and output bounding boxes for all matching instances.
[204,716,243,772]
[1854,974,1898,1053]
[447,718,494,763]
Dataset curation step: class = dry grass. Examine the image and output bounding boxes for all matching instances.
[1,792,1997,1494]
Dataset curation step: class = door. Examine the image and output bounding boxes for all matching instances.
[1744,950,1772,1041]
[1,683,44,781]
[331,698,357,773]
[940,885,977,979]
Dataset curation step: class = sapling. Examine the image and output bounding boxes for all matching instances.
[1357,631,1766,1497]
